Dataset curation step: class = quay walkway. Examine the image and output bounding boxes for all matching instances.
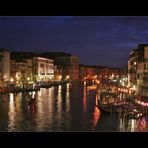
[0,81,71,94]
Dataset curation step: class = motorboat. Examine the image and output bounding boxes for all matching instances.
[125,109,143,119]
[97,100,133,114]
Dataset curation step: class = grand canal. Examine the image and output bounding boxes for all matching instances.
[0,82,148,132]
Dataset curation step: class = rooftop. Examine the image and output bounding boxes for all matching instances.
[0,49,10,52]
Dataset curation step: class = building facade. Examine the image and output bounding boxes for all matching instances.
[56,56,79,81]
[33,57,54,83]
[10,59,34,86]
[79,65,86,80]
[0,49,10,86]
[70,56,79,81]
[38,52,79,81]
[85,67,96,80]
[128,44,148,96]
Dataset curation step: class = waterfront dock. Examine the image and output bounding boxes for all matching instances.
[0,80,71,94]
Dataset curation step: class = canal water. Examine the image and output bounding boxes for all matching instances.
[0,82,148,132]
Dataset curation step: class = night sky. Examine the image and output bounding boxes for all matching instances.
[0,16,148,68]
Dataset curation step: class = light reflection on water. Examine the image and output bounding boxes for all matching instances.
[8,93,15,131]
[0,82,148,132]
[90,106,100,130]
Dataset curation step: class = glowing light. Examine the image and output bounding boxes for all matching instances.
[66,75,70,79]
[84,81,86,86]
[90,107,100,130]
[8,93,15,131]
[141,102,145,105]
[57,85,62,112]
[16,73,18,78]
[10,93,14,102]
[66,84,70,112]
[87,85,97,90]
[131,119,136,132]
[27,77,30,81]
[10,78,14,82]
[138,118,146,131]
[59,75,62,81]
[32,91,35,99]
[139,102,148,106]
[96,80,100,84]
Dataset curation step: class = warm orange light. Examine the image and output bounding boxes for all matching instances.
[66,75,70,79]
[96,80,100,84]
[10,78,14,82]
[16,73,18,78]
[59,75,62,80]
[90,106,100,130]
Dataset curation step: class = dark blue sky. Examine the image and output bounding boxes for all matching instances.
[0,16,148,67]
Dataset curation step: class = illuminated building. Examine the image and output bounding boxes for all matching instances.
[79,65,86,80]
[0,55,3,84]
[0,49,10,86]
[33,57,54,83]
[79,65,100,80]
[97,67,125,81]
[38,52,79,81]
[71,56,79,81]
[54,55,79,81]
[79,64,125,82]
[10,59,33,85]
[128,50,138,89]
[54,65,63,81]
[85,67,96,80]
[10,51,36,85]
[128,44,148,96]
[10,52,54,84]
